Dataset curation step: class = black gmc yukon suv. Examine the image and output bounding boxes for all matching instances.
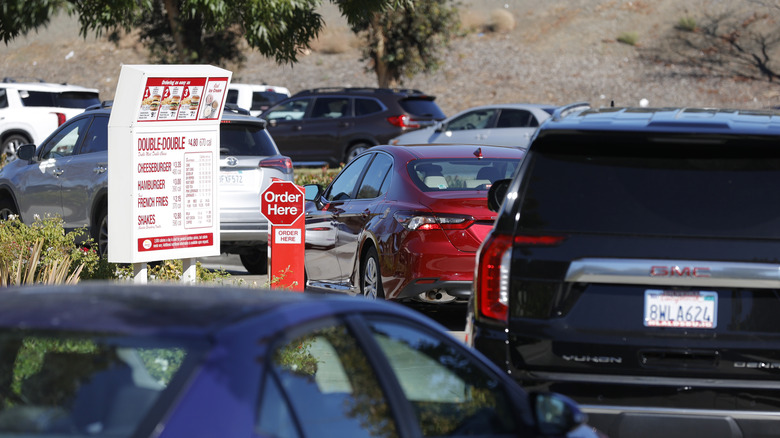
[468,105,780,438]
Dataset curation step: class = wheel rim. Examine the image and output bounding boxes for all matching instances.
[2,137,24,161]
[97,215,108,258]
[0,208,15,221]
[362,256,379,300]
[346,145,367,162]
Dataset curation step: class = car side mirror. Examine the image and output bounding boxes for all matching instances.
[487,179,511,212]
[304,184,323,202]
[434,122,446,133]
[16,144,36,161]
[531,392,588,436]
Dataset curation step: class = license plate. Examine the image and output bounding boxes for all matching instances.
[644,290,717,329]
[220,172,244,186]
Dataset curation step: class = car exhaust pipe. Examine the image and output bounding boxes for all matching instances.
[416,289,457,304]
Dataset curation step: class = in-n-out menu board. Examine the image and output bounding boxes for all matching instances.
[108,65,231,263]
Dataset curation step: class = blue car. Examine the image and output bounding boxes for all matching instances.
[0,283,602,438]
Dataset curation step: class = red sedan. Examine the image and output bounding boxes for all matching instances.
[303,144,525,303]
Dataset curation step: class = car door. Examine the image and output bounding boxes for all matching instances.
[304,154,373,286]
[59,114,108,230]
[293,97,350,164]
[16,116,91,224]
[263,97,313,162]
[332,153,392,280]
[488,108,538,147]
[437,108,499,144]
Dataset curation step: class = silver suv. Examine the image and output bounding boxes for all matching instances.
[0,104,292,274]
[0,78,100,160]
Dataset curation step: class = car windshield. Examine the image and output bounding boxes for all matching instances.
[0,331,205,438]
[220,122,278,156]
[409,158,521,191]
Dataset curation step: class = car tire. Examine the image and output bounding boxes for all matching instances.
[360,246,384,300]
[0,197,18,220]
[240,249,268,275]
[345,143,370,163]
[1,133,30,161]
[92,207,108,258]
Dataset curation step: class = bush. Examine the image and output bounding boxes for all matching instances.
[0,215,104,285]
[294,166,341,187]
[617,32,639,46]
[676,16,697,32]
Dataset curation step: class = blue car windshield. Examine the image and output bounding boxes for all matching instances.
[0,332,205,437]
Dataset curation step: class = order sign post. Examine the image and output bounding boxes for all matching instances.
[261,181,305,291]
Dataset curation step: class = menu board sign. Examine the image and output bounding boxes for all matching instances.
[107,65,231,263]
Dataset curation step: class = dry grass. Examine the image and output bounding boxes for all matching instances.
[310,26,356,54]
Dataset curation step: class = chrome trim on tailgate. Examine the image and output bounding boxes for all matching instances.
[565,258,780,288]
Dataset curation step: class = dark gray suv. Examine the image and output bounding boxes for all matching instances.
[469,104,780,438]
[261,87,446,166]
[0,104,292,274]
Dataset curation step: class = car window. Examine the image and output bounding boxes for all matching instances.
[220,122,277,156]
[258,320,398,438]
[325,154,372,201]
[55,92,101,109]
[398,98,446,119]
[252,91,288,111]
[366,319,521,437]
[20,91,56,107]
[409,158,521,191]
[357,154,393,199]
[41,117,91,159]
[310,97,350,119]
[447,109,498,131]
[266,98,311,121]
[0,332,203,438]
[355,98,383,116]
[79,115,109,155]
[0,89,7,109]
[226,89,239,105]
[496,109,535,128]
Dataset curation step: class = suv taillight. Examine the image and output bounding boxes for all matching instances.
[53,112,66,126]
[476,233,567,323]
[475,233,512,323]
[387,115,422,129]
[259,157,293,175]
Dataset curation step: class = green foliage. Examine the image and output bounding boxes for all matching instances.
[0,215,105,285]
[617,32,639,46]
[1,0,408,66]
[275,337,318,376]
[294,166,341,186]
[115,259,234,283]
[676,16,697,32]
[351,0,460,87]
[11,337,96,400]
[138,348,186,385]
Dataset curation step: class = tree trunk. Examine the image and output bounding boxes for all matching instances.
[371,13,390,87]
[162,0,188,63]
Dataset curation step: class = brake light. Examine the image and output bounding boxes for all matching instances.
[475,234,512,322]
[53,112,66,126]
[387,115,422,129]
[393,212,473,231]
[259,157,293,175]
[513,235,567,245]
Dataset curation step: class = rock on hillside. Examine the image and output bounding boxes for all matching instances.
[0,0,776,115]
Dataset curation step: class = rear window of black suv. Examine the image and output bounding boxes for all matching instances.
[399,98,446,119]
[519,131,780,239]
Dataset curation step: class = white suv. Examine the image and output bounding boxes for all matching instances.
[0,79,100,160]
[226,83,290,117]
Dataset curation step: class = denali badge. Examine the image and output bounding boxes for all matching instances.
[650,265,711,277]
[562,355,622,364]
[734,361,780,369]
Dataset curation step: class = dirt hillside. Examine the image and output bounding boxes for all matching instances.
[0,0,775,115]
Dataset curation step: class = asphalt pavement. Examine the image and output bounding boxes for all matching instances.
[197,253,468,341]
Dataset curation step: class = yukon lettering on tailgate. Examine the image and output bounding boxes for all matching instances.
[562,355,622,364]
[650,266,711,277]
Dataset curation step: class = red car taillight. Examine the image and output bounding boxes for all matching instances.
[393,212,473,231]
[259,157,293,175]
[475,233,567,323]
[53,112,67,126]
[387,115,423,129]
[475,234,512,322]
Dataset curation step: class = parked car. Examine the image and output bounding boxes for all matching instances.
[391,103,556,149]
[0,103,292,274]
[0,283,601,438]
[303,144,525,303]
[468,103,780,438]
[260,87,446,166]
[226,83,291,117]
[0,78,100,160]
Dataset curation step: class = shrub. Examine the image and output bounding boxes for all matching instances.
[294,166,341,187]
[617,32,639,46]
[0,215,102,285]
[488,9,516,33]
[676,16,697,32]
